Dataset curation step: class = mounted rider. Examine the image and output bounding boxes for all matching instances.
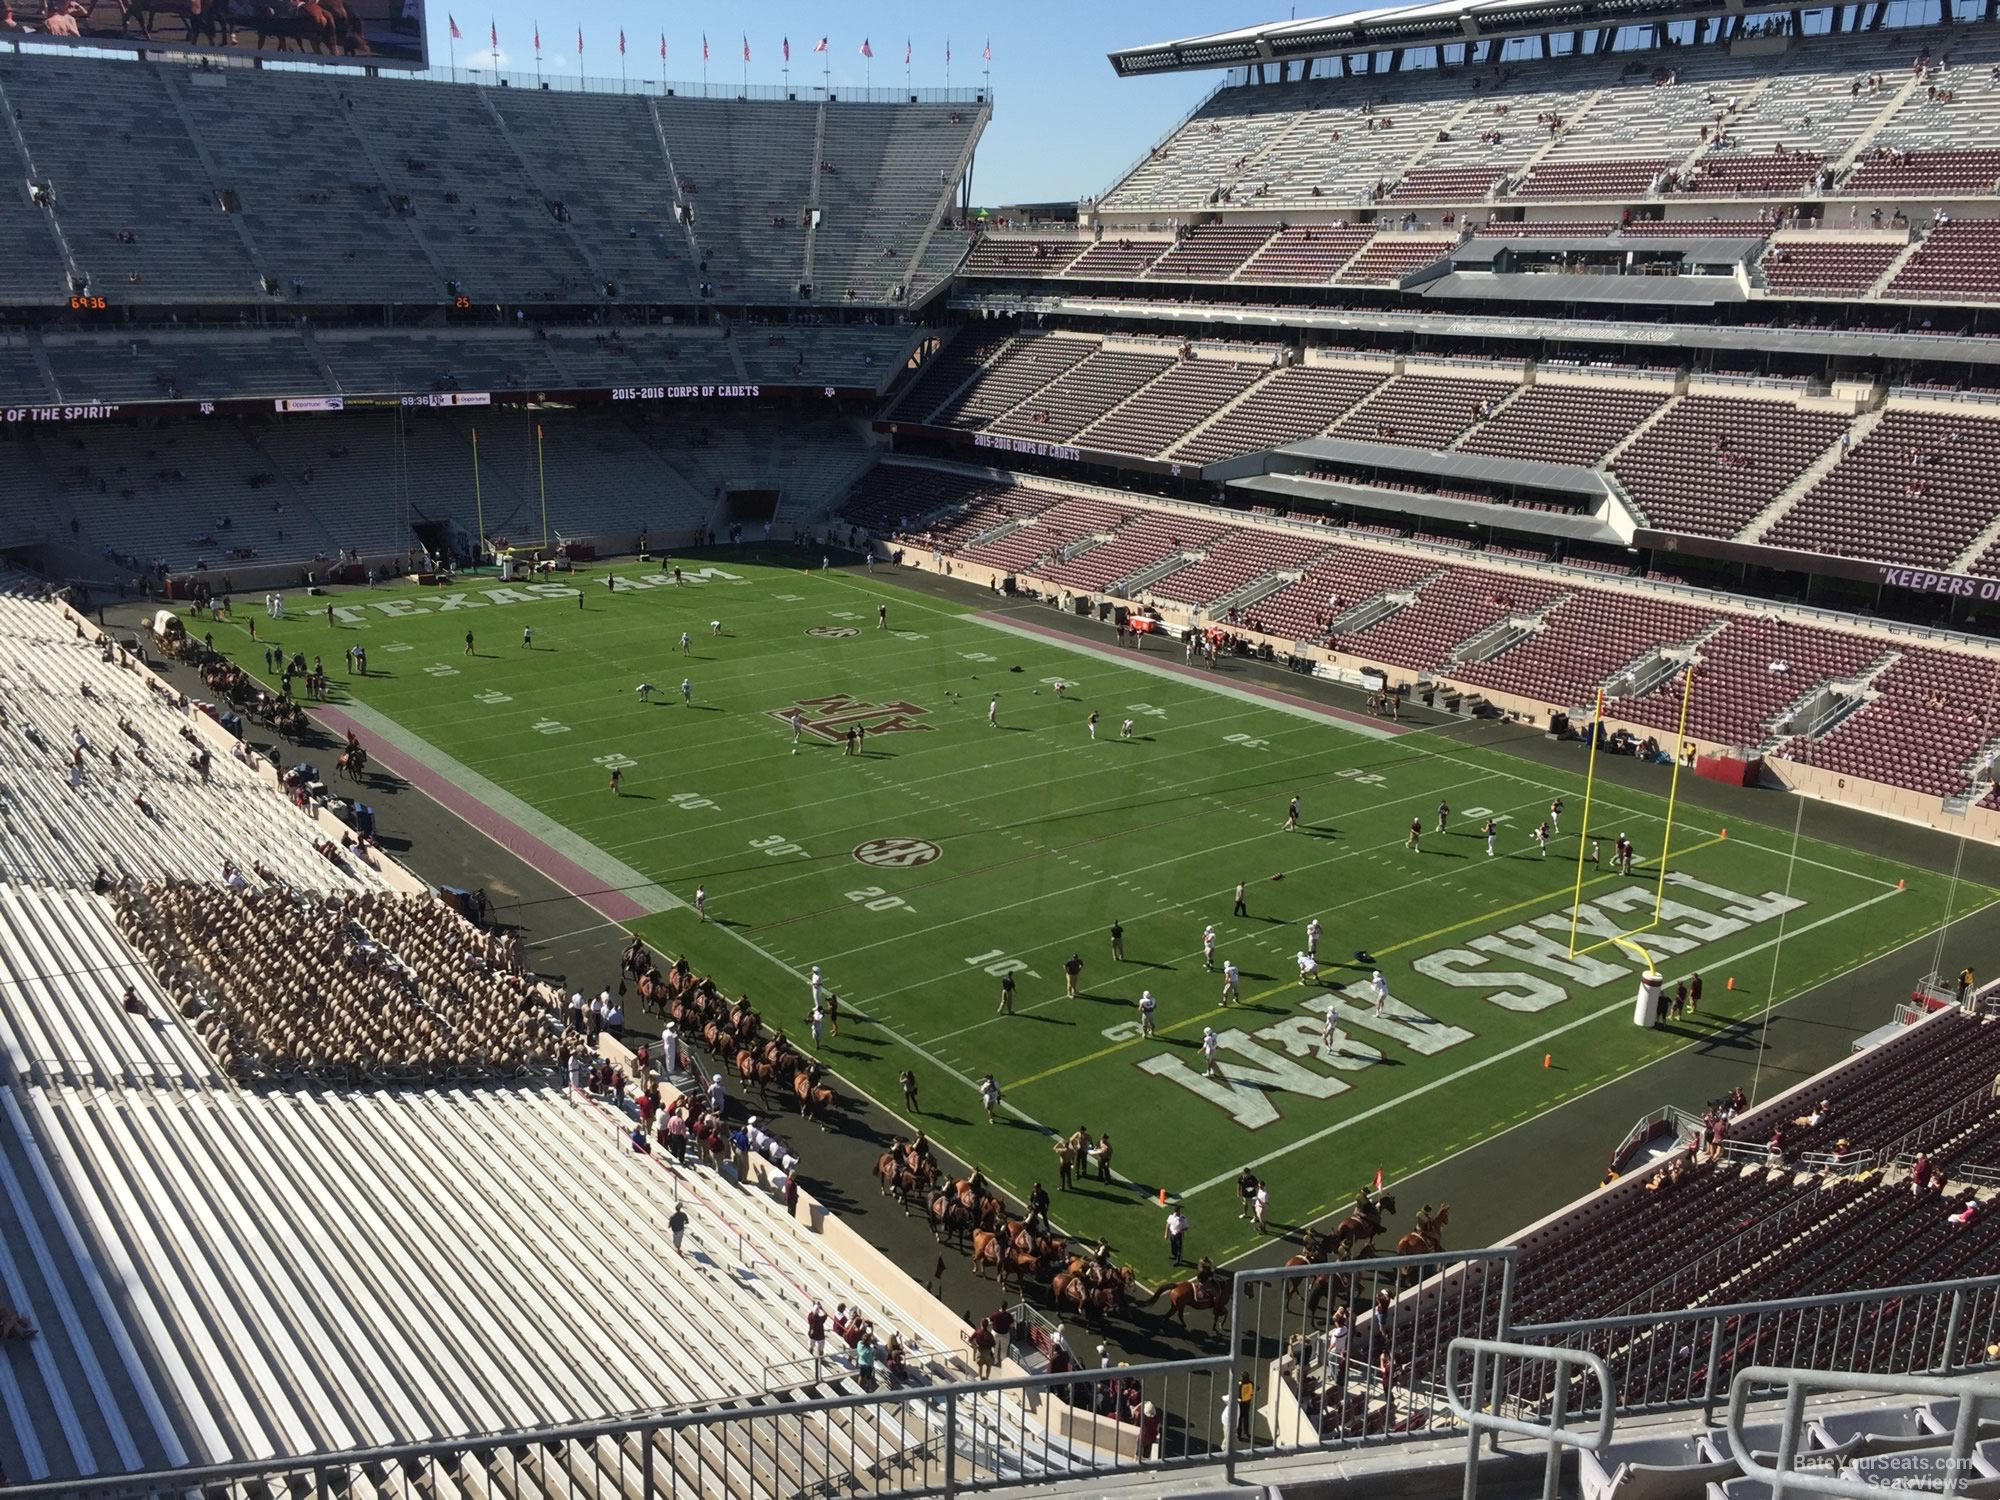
[1194,1254,1223,1302]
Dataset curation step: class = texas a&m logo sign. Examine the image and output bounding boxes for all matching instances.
[766,694,935,743]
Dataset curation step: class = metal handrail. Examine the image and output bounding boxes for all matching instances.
[0,1353,1236,1500]
[1447,1338,1613,1500]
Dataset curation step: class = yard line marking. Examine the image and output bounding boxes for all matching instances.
[1002,832,1721,1093]
[973,613,1406,741]
[915,787,1672,1051]
[1389,732,1906,893]
[1174,884,1907,1202]
[1209,890,2000,1271]
[695,906,1060,1145]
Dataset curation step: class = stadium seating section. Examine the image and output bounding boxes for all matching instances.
[0,55,983,310]
[842,461,2000,802]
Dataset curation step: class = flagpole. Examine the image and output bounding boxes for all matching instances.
[536,424,549,550]
[945,38,950,92]
[449,29,456,80]
[470,427,485,555]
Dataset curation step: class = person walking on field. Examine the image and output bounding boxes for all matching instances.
[979,1072,1001,1124]
[1233,882,1248,919]
[900,1069,920,1113]
[1110,919,1125,962]
[1063,952,1083,998]
[997,971,1015,1015]
[1137,988,1157,1038]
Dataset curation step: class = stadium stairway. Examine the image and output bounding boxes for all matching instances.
[1739,408,1882,545]
[1950,507,2000,576]
[151,72,273,298]
[1165,366,1291,455]
[316,75,457,298]
[896,115,988,301]
[0,885,216,1090]
[1867,234,1930,299]
[0,1075,988,1488]
[473,89,617,297]
[801,104,830,292]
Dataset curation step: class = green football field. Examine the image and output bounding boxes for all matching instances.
[215,555,1997,1276]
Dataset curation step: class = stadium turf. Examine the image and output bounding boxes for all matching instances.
[223,555,1998,1277]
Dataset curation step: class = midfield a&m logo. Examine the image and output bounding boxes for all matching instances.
[766,694,935,743]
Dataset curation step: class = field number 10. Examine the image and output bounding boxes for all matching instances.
[966,948,1040,980]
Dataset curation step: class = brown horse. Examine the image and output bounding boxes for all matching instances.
[1394,1204,1450,1282]
[1282,1252,1335,1311]
[120,0,230,44]
[1049,1271,1123,1323]
[969,1229,1038,1287]
[874,1152,920,1205]
[1140,1276,1230,1330]
[1329,1192,1396,1259]
[317,0,367,53]
[250,0,336,53]
[793,1071,834,1126]
[928,1190,972,1245]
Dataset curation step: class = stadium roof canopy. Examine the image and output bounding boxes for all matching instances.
[1108,0,1806,77]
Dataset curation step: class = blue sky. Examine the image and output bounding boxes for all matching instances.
[434,1,1266,205]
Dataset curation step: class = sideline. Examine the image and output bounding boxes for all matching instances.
[974,612,1411,741]
[316,701,678,922]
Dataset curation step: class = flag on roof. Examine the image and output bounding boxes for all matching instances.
[742,35,749,62]
[983,38,991,61]
[447,13,459,39]
[617,29,624,55]
[903,38,910,65]
[575,26,581,54]
[812,36,827,53]
[782,36,790,62]
[701,32,708,61]
[859,37,872,58]
[532,22,538,51]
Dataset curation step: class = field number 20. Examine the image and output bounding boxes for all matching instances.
[847,886,914,913]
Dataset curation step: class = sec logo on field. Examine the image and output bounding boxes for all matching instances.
[853,838,943,869]
[807,625,861,638]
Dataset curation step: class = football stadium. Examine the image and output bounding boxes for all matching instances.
[9,2,2000,1496]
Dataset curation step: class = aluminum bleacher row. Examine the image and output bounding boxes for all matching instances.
[1094,26,2000,217]
[0,1069,996,1488]
[0,52,983,309]
[841,462,2000,801]
[0,594,388,892]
